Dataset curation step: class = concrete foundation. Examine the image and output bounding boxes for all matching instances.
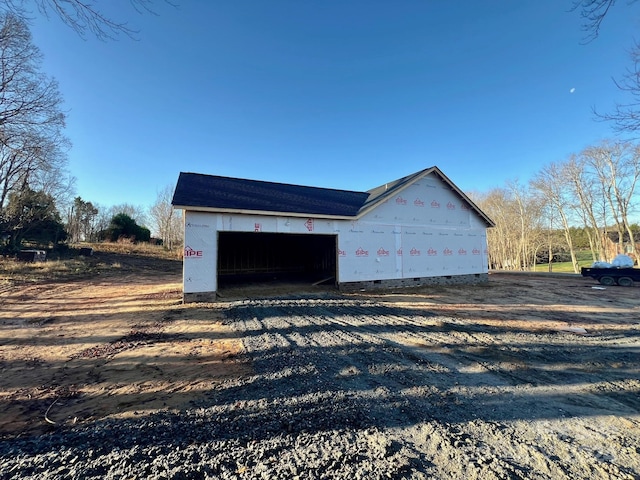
[183,292,218,303]
[183,273,489,301]
[338,273,489,292]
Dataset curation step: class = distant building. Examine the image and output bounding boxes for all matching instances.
[172,166,495,302]
[603,231,639,264]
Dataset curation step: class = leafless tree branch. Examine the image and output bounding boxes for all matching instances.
[593,41,640,134]
[0,12,69,212]
[570,0,618,42]
[1,0,175,41]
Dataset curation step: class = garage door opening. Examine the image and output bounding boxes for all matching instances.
[217,232,337,288]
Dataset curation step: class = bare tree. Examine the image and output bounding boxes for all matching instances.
[471,188,515,270]
[93,203,112,238]
[564,154,609,261]
[570,1,640,133]
[66,196,98,242]
[108,203,149,228]
[581,140,640,259]
[531,162,582,272]
[473,183,545,271]
[500,180,547,271]
[149,184,182,249]
[0,13,70,212]
[0,0,161,40]
[476,139,640,268]
[92,203,149,242]
[594,42,640,134]
[0,14,65,139]
[570,0,626,41]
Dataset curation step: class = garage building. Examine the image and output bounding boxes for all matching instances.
[172,166,494,302]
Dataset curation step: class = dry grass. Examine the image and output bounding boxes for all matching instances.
[94,241,182,260]
[0,242,182,285]
[0,258,96,284]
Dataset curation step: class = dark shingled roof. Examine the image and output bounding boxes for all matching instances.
[172,167,495,227]
[363,168,428,209]
[171,172,370,217]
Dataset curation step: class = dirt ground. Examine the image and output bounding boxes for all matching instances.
[1,260,639,478]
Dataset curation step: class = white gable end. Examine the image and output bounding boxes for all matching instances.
[336,172,488,283]
[359,173,475,226]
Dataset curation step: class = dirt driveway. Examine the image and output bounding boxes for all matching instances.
[1,269,639,479]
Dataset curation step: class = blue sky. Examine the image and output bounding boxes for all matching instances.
[28,1,640,210]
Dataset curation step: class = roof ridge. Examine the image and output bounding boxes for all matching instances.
[361,167,436,210]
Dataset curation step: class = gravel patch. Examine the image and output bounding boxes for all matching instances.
[2,295,639,479]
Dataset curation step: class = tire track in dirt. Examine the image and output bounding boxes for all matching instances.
[2,272,639,479]
[220,296,640,479]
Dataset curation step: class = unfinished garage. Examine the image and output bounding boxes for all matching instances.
[217,232,337,285]
[172,166,494,302]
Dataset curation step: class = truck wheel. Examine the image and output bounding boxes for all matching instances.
[617,276,633,287]
[599,276,616,286]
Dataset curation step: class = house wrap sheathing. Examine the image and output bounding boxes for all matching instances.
[172,166,494,302]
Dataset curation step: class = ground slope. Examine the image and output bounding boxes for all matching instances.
[0,266,638,479]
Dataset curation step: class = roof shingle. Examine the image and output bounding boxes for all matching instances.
[172,172,370,217]
[171,168,494,227]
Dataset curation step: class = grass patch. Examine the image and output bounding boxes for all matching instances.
[533,250,595,273]
[0,242,182,284]
[94,241,182,260]
[0,257,100,283]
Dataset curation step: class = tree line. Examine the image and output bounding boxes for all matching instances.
[65,193,182,249]
[471,140,640,272]
[0,11,182,254]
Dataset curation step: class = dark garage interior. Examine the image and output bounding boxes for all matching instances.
[217,232,337,286]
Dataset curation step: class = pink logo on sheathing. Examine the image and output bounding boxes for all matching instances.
[472,248,481,255]
[414,198,425,207]
[427,248,437,256]
[254,223,261,232]
[377,248,390,256]
[431,200,440,208]
[356,247,369,257]
[446,202,456,210]
[339,249,347,257]
[397,248,403,256]
[396,196,407,205]
[443,248,453,256]
[184,246,203,258]
[458,248,467,255]
[305,218,314,231]
[410,248,420,256]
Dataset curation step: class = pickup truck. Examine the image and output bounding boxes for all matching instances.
[580,267,640,286]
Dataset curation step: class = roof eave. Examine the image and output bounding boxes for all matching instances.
[172,204,357,221]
